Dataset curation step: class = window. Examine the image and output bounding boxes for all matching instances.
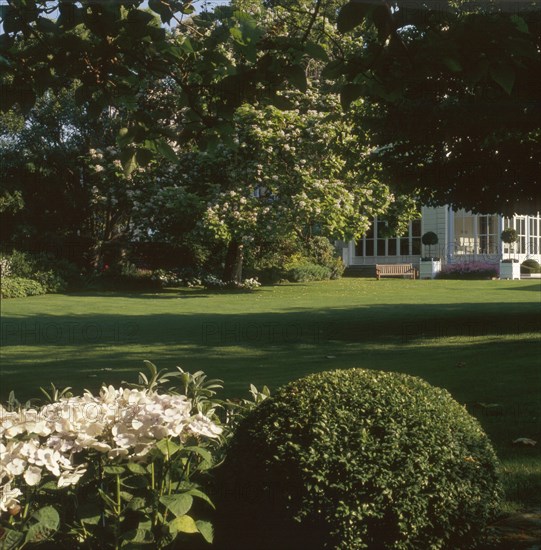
[454,210,498,255]
[454,210,476,254]
[477,215,498,254]
[516,217,526,254]
[530,217,539,255]
[355,218,422,257]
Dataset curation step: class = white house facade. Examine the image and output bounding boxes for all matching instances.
[340,206,541,268]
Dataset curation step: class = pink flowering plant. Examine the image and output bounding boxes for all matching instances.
[0,362,224,548]
[436,262,499,280]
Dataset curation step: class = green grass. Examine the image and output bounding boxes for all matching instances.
[1,278,540,510]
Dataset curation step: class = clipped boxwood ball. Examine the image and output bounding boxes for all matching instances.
[214,369,501,550]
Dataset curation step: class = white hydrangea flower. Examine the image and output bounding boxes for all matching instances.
[0,482,22,513]
[23,465,42,486]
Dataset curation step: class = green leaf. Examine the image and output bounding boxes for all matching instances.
[0,529,24,550]
[186,488,215,509]
[79,513,101,527]
[510,14,528,33]
[36,17,57,33]
[121,527,154,545]
[168,514,198,534]
[127,496,148,511]
[31,506,60,530]
[25,506,60,543]
[156,139,177,163]
[305,41,328,62]
[103,465,125,475]
[196,520,214,543]
[121,150,138,178]
[340,83,364,110]
[160,494,193,517]
[148,0,173,24]
[183,445,213,463]
[156,438,181,458]
[371,4,392,41]
[490,64,515,94]
[321,60,344,81]
[136,148,154,166]
[442,57,462,73]
[127,462,148,475]
[270,94,295,110]
[337,1,371,34]
[284,65,307,93]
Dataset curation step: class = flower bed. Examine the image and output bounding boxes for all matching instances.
[436,262,499,280]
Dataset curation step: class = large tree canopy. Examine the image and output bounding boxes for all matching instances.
[1,0,539,219]
[333,0,541,215]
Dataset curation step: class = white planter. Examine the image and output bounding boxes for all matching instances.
[499,261,521,280]
[419,260,441,279]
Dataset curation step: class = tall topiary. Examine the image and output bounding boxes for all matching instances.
[501,227,519,258]
[421,231,439,259]
[214,369,501,550]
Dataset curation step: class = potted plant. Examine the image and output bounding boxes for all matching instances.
[499,228,520,279]
[420,231,441,279]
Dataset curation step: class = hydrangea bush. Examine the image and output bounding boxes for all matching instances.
[202,275,261,291]
[0,363,224,548]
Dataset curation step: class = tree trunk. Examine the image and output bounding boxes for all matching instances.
[222,240,244,283]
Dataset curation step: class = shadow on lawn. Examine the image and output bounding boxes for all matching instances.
[498,283,541,292]
[2,300,539,349]
[67,284,314,299]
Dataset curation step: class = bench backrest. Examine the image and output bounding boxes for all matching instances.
[376,264,413,274]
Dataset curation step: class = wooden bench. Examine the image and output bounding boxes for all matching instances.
[376,264,417,280]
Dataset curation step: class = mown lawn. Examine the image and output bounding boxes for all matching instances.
[1,278,540,511]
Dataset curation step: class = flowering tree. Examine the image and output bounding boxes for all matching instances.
[130,91,415,281]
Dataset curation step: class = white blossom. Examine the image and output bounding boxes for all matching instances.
[0,384,222,516]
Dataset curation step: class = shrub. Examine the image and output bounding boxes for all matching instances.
[99,262,160,290]
[31,269,67,293]
[285,260,332,282]
[305,236,345,279]
[436,262,498,280]
[4,250,35,279]
[152,268,202,288]
[1,277,46,298]
[202,275,261,291]
[214,369,501,550]
[521,259,541,274]
[1,250,80,292]
[0,363,223,548]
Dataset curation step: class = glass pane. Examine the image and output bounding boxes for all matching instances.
[377,239,386,256]
[355,240,363,256]
[388,239,397,256]
[488,215,497,234]
[365,240,374,256]
[400,238,409,255]
[412,219,421,237]
[412,238,421,255]
[479,236,488,254]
